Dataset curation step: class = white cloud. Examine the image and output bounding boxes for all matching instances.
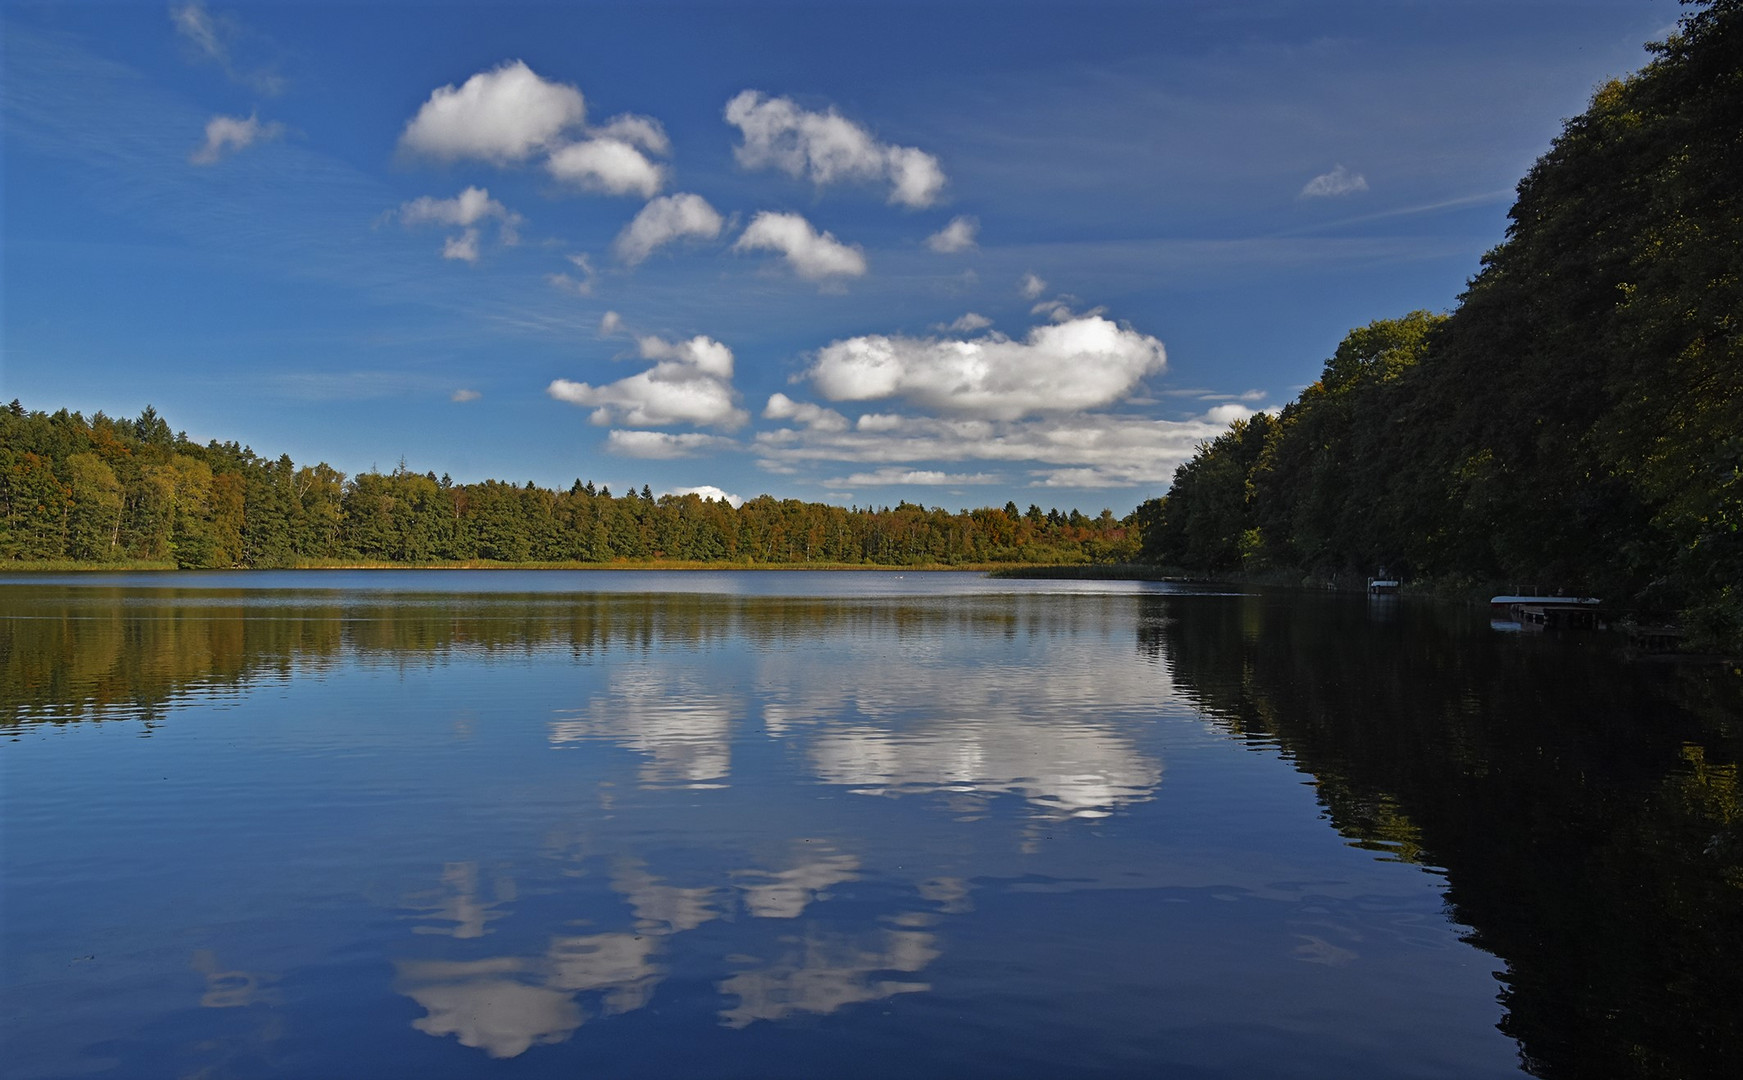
[827,468,998,487]
[764,392,849,432]
[547,253,597,295]
[547,335,747,429]
[451,389,481,403]
[733,211,866,281]
[443,230,481,262]
[925,216,978,254]
[754,408,1241,489]
[170,2,282,95]
[547,272,591,295]
[724,91,946,208]
[1029,296,1102,324]
[1018,272,1047,300]
[855,413,904,432]
[1300,165,1369,198]
[189,112,282,165]
[171,2,224,62]
[636,334,734,378]
[399,61,585,163]
[935,313,992,333]
[546,138,666,198]
[1204,402,1258,426]
[397,187,520,262]
[614,193,724,264]
[589,113,670,156]
[398,186,513,228]
[667,485,744,509]
[805,315,1165,420]
[606,431,739,459]
[598,310,623,336]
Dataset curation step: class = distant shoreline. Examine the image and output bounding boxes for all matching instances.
[0,559,1073,574]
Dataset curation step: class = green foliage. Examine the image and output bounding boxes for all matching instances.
[1144,0,1742,647]
[0,403,1139,571]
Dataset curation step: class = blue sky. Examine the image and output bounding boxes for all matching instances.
[2,0,1677,512]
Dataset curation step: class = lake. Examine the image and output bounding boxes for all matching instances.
[3,571,1738,1078]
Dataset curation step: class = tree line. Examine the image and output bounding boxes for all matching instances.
[0,401,1136,568]
[1139,0,1741,646]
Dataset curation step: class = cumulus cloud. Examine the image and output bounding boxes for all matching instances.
[804,315,1165,421]
[598,310,623,336]
[607,431,739,459]
[614,193,724,264]
[1018,272,1048,300]
[399,186,516,228]
[724,91,946,208]
[667,485,744,508]
[764,392,849,432]
[399,61,585,163]
[547,335,747,429]
[925,216,978,254]
[1204,402,1259,425]
[1300,165,1369,198]
[171,2,283,95]
[397,187,520,262]
[189,112,282,165]
[451,389,481,403]
[546,137,666,198]
[827,468,998,487]
[397,62,674,201]
[733,212,866,281]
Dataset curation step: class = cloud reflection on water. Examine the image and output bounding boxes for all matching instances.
[760,641,1163,819]
[394,844,944,1057]
[549,665,734,788]
[719,927,938,1028]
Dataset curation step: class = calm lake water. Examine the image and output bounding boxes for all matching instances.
[3,571,1739,1079]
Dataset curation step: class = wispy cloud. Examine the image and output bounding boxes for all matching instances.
[189,112,282,165]
[1300,164,1368,198]
[926,216,978,253]
[607,431,740,459]
[827,468,999,487]
[935,312,992,333]
[170,1,284,95]
[755,406,1251,489]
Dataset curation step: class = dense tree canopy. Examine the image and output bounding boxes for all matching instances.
[1143,0,1741,645]
[0,401,1137,569]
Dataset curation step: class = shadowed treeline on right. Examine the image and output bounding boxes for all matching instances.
[1139,0,1741,649]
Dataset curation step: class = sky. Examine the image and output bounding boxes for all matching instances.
[1,0,1680,513]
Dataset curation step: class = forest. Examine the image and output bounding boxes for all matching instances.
[1141,0,1741,647]
[0,400,1136,569]
[4,2,1736,644]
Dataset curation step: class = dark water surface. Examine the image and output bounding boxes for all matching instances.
[3,571,1738,1078]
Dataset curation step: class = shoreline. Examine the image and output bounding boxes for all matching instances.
[0,559,1060,574]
